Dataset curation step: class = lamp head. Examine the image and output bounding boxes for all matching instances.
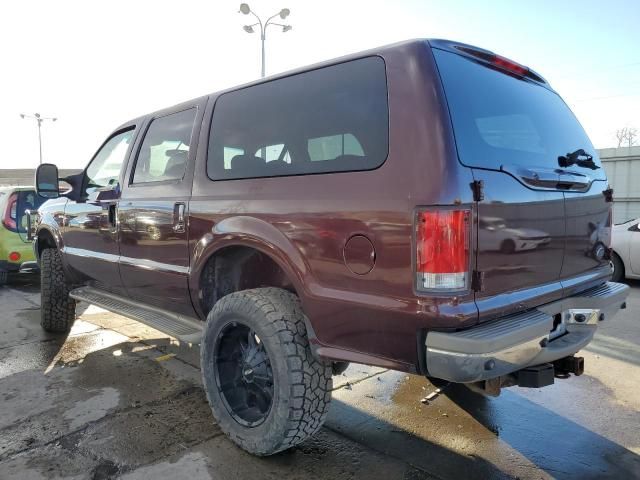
[279,8,290,19]
[239,3,251,14]
[282,25,292,32]
[243,25,254,33]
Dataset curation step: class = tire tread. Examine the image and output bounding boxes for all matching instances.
[40,248,75,332]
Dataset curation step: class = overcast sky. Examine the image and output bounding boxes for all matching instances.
[2,0,639,169]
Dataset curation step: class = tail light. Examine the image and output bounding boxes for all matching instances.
[8,251,20,262]
[2,193,18,232]
[416,209,471,292]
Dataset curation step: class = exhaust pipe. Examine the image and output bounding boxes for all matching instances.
[554,356,584,376]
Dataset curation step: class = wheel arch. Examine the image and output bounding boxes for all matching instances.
[35,225,62,262]
[190,216,312,320]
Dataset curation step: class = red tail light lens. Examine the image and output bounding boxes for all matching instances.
[2,193,18,232]
[8,251,20,262]
[416,209,470,292]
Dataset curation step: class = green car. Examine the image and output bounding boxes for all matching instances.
[0,187,46,284]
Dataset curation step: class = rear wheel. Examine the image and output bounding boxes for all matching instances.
[40,248,76,333]
[200,288,332,456]
[611,253,625,283]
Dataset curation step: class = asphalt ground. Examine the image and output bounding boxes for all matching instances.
[1,271,639,479]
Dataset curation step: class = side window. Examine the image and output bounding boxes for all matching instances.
[308,134,364,162]
[85,129,134,194]
[132,108,197,184]
[208,56,388,180]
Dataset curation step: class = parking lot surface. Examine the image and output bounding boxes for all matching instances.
[1,272,639,479]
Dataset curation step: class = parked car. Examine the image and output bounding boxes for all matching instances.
[31,39,628,456]
[611,218,640,281]
[479,216,551,253]
[0,186,44,284]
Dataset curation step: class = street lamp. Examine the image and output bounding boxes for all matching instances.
[20,113,57,165]
[239,3,292,78]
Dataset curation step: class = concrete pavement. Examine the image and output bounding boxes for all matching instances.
[1,271,639,479]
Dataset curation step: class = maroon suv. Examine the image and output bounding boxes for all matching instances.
[32,39,628,456]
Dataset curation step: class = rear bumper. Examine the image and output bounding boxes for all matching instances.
[425,282,629,383]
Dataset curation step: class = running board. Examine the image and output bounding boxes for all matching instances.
[69,286,203,344]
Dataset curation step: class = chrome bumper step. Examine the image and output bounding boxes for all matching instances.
[70,286,203,344]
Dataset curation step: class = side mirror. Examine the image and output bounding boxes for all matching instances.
[35,163,60,199]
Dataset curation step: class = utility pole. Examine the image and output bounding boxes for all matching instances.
[20,113,57,165]
[239,3,292,78]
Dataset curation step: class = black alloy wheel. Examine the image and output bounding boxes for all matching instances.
[214,322,274,427]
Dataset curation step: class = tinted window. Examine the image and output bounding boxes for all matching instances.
[208,57,388,180]
[86,129,134,190]
[433,49,603,175]
[132,108,197,184]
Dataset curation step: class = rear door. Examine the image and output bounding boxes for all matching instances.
[118,103,203,316]
[432,45,609,321]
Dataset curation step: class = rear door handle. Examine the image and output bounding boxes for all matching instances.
[557,170,593,191]
[500,164,561,189]
[173,203,186,233]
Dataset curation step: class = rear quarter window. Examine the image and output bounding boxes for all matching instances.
[207,57,389,180]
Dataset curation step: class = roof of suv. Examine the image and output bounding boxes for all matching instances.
[115,38,549,131]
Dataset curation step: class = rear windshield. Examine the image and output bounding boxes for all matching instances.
[433,48,604,176]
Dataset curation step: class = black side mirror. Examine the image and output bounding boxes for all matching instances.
[35,163,60,199]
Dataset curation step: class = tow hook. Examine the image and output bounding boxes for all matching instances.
[554,356,585,376]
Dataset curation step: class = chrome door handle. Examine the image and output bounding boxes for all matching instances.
[173,203,186,233]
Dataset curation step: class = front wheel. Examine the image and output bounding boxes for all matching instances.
[200,288,332,456]
[40,248,76,333]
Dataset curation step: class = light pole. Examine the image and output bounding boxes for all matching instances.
[20,113,57,165]
[239,3,292,78]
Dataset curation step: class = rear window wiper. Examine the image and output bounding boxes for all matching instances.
[558,149,600,170]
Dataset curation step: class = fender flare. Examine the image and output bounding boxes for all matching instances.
[189,216,312,318]
[34,213,64,261]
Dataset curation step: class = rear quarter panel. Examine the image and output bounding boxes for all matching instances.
[189,40,476,371]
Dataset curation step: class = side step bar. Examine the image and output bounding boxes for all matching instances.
[70,286,203,344]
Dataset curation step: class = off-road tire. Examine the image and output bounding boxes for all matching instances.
[40,248,76,333]
[201,287,332,456]
[611,253,625,283]
[0,270,7,286]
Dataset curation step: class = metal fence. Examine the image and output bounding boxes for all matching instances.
[599,146,640,224]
